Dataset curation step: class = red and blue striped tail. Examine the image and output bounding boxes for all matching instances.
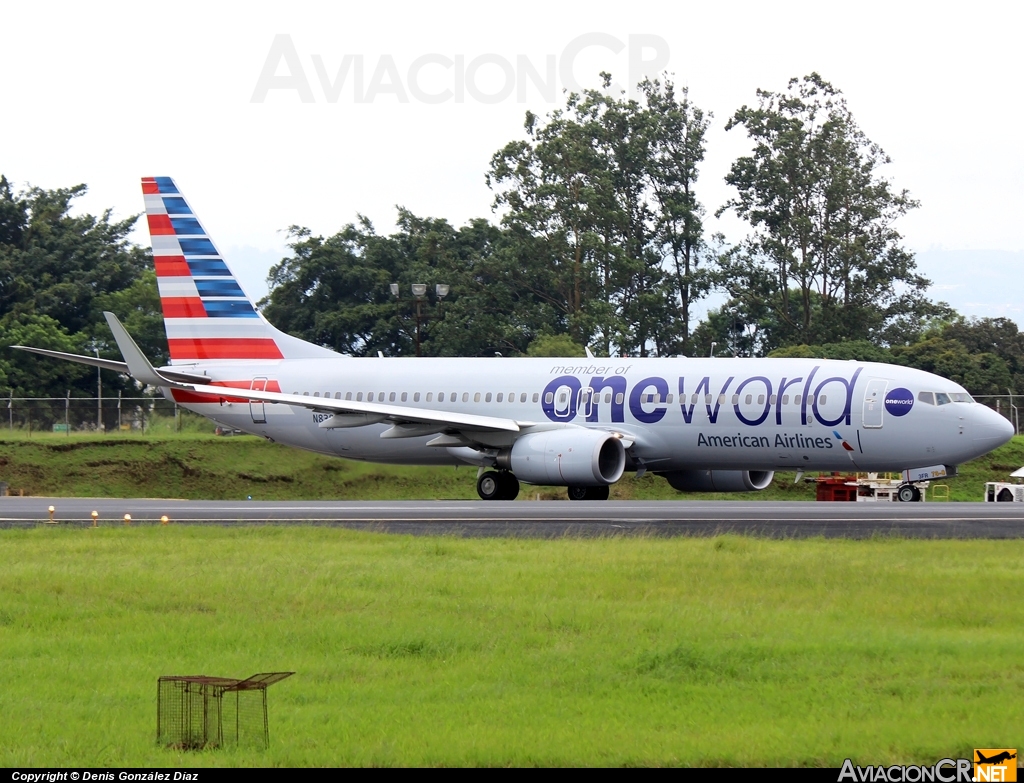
[142,177,334,363]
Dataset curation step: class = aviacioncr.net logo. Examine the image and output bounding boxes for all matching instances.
[838,758,973,782]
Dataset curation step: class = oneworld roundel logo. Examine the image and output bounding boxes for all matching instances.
[884,387,914,416]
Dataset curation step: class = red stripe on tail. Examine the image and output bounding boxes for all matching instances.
[154,256,192,277]
[147,214,174,235]
[160,297,207,318]
[167,338,284,360]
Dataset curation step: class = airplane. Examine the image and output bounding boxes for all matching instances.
[13,177,1016,501]
[976,751,1016,765]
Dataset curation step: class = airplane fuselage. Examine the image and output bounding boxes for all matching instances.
[165,356,1010,476]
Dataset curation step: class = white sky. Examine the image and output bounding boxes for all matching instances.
[2,1,1021,311]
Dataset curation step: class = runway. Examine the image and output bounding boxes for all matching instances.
[2,497,1023,538]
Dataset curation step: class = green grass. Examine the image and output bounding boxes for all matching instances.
[0,432,1021,501]
[0,527,1021,766]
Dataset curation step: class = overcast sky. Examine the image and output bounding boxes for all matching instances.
[2,1,1021,315]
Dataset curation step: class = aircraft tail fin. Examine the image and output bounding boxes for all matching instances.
[141,177,336,363]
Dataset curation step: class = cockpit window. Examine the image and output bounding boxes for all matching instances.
[917,391,935,405]
[951,392,973,403]
[935,392,952,405]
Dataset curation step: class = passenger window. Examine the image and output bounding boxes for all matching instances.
[558,393,567,404]
[532,393,539,403]
[401,392,408,402]
[705,394,712,404]
[356,392,363,401]
[413,392,419,402]
[545,392,554,404]
[462,392,469,403]
[731,394,739,405]
[605,393,612,403]
[496,393,503,402]
[615,393,624,405]
[819,395,826,404]
[367,392,374,402]
[782,395,789,405]
[935,392,952,405]
[345,392,352,401]
[474,392,481,403]
[389,392,396,402]
[666,394,674,404]
[770,394,777,405]
[795,395,802,405]
[313,392,320,397]
[691,394,698,405]
[303,392,309,396]
[745,395,752,405]
[717,394,726,405]
[451,392,456,401]
[437,392,444,402]
[757,395,764,405]
[379,391,385,400]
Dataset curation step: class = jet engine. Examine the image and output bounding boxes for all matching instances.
[497,429,626,486]
[658,469,775,493]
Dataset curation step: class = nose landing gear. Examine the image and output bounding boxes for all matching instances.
[896,483,922,502]
[477,470,520,501]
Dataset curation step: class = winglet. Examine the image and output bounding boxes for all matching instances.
[103,312,167,387]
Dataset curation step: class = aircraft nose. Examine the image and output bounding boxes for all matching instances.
[973,404,1015,448]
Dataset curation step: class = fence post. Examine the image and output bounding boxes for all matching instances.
[118,391,122,431]
[65,391,70,436]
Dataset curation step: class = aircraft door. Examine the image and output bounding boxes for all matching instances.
[250,377,268,424]
[862,378,888,428]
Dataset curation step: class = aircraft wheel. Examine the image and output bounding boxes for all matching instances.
[567,485,610,501]
[498,472,520,501]
[477,471,503,501]
[896,484,920,502]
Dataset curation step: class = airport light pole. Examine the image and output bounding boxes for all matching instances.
[390,283,449,357]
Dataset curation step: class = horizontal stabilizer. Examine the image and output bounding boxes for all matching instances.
[9,343,209,385]
[10,346,129,374]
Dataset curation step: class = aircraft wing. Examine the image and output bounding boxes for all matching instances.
[181,380,523,433]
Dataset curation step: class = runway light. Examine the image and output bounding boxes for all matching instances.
[91,511,98,527]
[123,514,131,526]
[47,505,55,524]
[160,515,169,525]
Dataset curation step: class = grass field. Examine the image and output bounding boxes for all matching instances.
[0,432,1021,501]
[0,527,1022,766]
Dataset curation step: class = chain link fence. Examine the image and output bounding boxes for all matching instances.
[0,395,215,435]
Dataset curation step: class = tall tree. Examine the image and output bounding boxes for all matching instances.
[717,74,945,352]
[0,176,162,398]
[487,75,711,357]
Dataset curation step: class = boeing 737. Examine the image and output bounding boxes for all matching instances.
[14,177,1016,500]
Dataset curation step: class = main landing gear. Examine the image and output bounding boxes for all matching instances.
[477,471,520,501]
[567,485,610,501]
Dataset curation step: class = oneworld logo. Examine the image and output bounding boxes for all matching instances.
[250,33,671,105]
[884,387,915,417]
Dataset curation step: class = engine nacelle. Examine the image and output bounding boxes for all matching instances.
[499,430,626,486]
[658,469,775,493]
